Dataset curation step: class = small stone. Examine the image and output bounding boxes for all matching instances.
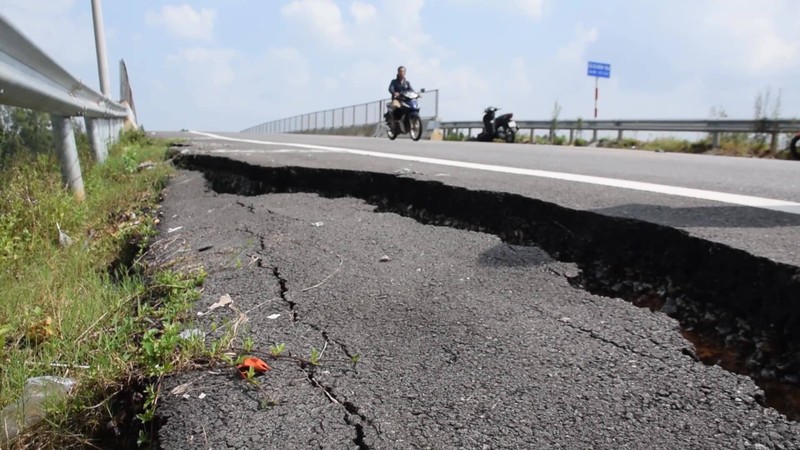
[380,255,391,262]
[754,444,768,450]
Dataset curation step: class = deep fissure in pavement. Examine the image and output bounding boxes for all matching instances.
[175,153,800,421]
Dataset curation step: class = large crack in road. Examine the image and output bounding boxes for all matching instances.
[174,152,800,423]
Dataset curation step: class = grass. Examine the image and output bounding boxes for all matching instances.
[0,129,217,448]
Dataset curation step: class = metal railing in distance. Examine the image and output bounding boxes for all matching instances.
[242,89,440,136]
[0,13,138,200]
[441,119,799,151]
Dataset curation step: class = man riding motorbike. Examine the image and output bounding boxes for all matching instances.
[388,66,414,122]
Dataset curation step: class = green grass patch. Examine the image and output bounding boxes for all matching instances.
[0,129,217,448]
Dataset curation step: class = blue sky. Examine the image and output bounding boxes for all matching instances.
[3,0,800,132]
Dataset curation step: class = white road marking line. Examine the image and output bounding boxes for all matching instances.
[206,148,337,154]
[189,131,800,215]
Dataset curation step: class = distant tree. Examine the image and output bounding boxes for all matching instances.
[549,100,562,144]
[0,106,54,167]
[753,86,782,147]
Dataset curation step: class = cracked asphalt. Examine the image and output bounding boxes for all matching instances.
[153,170,800,449]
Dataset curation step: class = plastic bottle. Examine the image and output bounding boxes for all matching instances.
[0,376,76,444]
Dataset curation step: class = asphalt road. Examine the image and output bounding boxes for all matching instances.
[152,132,800,449]
[160,132,800,267]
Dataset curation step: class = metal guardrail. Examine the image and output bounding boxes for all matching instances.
[440,119,799,150]
[0,13,137,200]
[242,89,440,136]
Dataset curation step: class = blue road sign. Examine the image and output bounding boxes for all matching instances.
[587,61,611,78]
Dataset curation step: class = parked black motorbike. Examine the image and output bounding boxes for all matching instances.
[476,106,518,143]
[791,132,800,160]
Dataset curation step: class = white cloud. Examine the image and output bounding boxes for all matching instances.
[444,0,547,20]
[158,44,317,130]
[265,47,311,88]
[510,57,532,96]
[350,1,377,24]
[167,47,237,87]
[146,4,216,41]
[556,24,598,65]
[701,1,799,75]
[515,0,545,19]
[281,0,351,48]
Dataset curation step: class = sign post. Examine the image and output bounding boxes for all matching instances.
[587,61,611,118]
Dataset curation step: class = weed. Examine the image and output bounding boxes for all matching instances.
[243,336,255,353]
[269,342,286,357]
[309,345,324,366]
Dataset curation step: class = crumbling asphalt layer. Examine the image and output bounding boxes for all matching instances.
[152,168,800,450]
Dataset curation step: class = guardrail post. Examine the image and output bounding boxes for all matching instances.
[617,130,623,141]
[569,129,574,145]
[711,131,720,149]
[109,119,120,145]
[529,129,534,144]
[85,117,107,162]
[50,115,85,201]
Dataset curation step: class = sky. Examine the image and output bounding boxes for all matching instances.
[2,0,800,132]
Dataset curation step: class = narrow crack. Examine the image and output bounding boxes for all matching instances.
[306,370,375,449]
[266,267,357,371]
[272,267,297,322]
[565,322,663,362]
[321,330,358,365]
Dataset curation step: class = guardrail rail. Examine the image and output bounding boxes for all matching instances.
[439,118,799,151]
[0,13,138,200]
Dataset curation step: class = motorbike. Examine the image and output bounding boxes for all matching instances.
[384,88,425,141]
[791,132,800,160]
[477,106,518,143]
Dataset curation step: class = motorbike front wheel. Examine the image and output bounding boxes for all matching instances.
[409,116,422,141]
[790,134,799,160]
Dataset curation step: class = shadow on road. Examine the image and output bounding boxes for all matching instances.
[590,204,800,228]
